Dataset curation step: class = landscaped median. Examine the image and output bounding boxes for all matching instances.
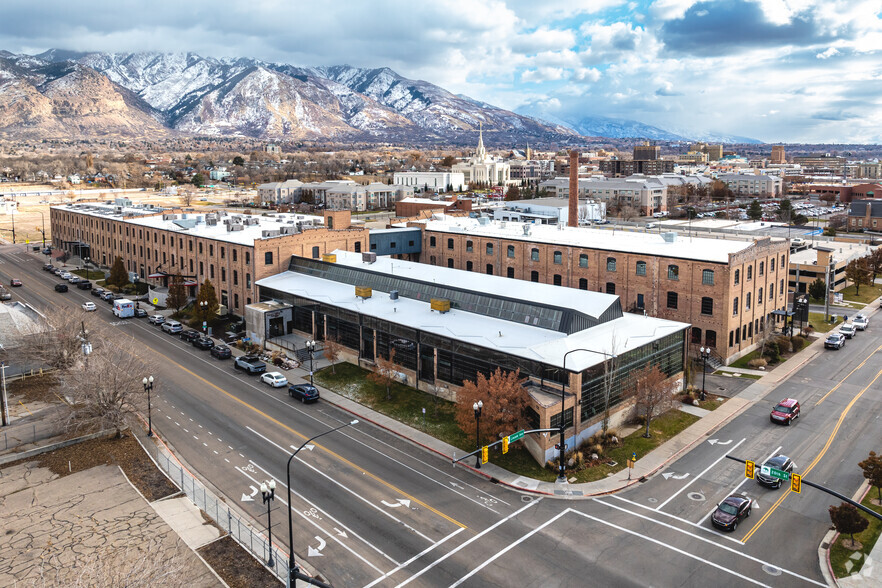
[829,486,882,580]
[315,362,710,484]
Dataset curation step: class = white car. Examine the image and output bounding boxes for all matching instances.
[853,315,869,331]
[82,301,97,312]
[260,372,288,388]
[59,272,72,280]
[840,323,857,339]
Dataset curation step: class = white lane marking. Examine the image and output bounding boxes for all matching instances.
[174,422,180,426]
[570,510,772,588]
[662,472,689,480]
[203,442,208,447]
[697,445,782,526]
[183,428,189,433]
[393,498,541,588]
[238,463,394,572]
[606,495,743,545]
[228,446,234,450]
[213,450,218,454]
[363,528,465,588]
[224,458,230,463]
[166,415,171,419]
[656,438,746,511]
[308,535,326,557]
[193,435,199,440]
[448,509,569,587]
[593,499,826,586]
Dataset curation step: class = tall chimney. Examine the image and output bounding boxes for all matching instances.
[568,150,579,227]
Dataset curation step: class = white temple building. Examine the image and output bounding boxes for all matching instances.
[452,125,512,187]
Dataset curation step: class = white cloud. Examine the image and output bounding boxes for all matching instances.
[521,67,565,83]
[572,67,602,82]
[816,47,840,59]
[648,0,701,21]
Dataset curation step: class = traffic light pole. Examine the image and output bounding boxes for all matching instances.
[725,455,882,522]
[452,428,560,466]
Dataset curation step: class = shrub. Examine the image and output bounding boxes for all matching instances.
[592,444,604,457]
[775,335,793,353]
[791,336,806,351]
[764,341,780,364]
[604,429,619,444]
[747,358,768,369]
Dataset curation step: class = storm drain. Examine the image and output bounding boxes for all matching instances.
[762,565,783,577]
[687,492,706,501]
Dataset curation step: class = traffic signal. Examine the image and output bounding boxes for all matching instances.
[502,436,509,454]
[745,460,755,479]
[791,473,801,494]
[481,446,489,464]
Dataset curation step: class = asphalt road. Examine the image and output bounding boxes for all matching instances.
[4,243,881,587]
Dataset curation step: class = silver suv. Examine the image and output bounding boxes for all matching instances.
[161,320,183,334]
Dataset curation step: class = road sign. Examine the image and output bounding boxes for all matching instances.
[481,446,488,464]
[502,437,509,454]
[627,459,635,469]
[509,430,525,442]
[791,473,802,493]
[745,460,755,479]
[761,465,791,481]
[632,452,637,462]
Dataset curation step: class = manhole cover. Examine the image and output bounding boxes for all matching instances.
[521,496,534,503]
[762,565,782,576]
[687,492,706,501]
[647,497,658,503]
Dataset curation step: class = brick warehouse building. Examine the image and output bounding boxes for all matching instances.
[414,216,790,364]
[50,202,367,316]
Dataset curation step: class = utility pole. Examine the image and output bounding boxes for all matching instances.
[1,363,9,426]
[825,256,833,323]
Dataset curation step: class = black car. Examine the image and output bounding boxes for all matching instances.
[106,293,124,304]
[54,283,68,293]
[193,336,214,350]
[76,280,92,290]
[91,287,105,297]
[711,495,752,531]
[180,330,201,343]
[43,263,54,271]
[756,455,794,489]
[134,308,148,318]
[234,355,267,374]
[210,344,232,359]
[288,384,320,403]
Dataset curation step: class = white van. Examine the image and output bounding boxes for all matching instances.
[112,298,134,318]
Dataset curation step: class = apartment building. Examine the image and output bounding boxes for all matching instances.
[771,146,786,164]
[258,179,304,205]
[539,176,667,216]
[508,159,555,182]
[599,159,675,177]
[50,203,367,317]
[633,142,660,160]
[393,171,465,193]
[416,216,790,364]
[325,182,413,211]
[717,173,783,197]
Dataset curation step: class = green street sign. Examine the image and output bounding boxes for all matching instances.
[761,465,790,481]
[509,430,525,442]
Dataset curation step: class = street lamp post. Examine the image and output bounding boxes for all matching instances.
[473,400,483,469]
[698,347,710,402]
[199,300,208,331]
[286,420,358,588]
[260,479,276,568]
[142,375,154,437]
[305,340,315,386]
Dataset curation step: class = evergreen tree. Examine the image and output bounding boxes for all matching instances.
[167,274,188,315]
[107,256,129,289]
[747,199,763,220]
[195,279,219,324]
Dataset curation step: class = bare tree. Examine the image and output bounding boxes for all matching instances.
[322,336,344,374]
[17,310,93,372]
[601,337,620,435]
[367,349,403,401]
[628,365,678,438]
[180,190,194,207]
[454,368,530,444]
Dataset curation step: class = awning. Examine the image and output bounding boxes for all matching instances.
[148,272,167,278]
[183,280,197,287]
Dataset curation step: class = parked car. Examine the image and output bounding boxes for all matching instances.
[192,336,214,350]
[134,308,148,318]
[161,320,183,334]
[234,355,266,374]
[853,315,869,331]
[840,323,857,339]
[210,344,232,359]
[82,301,97,312]
[148,315,166,325]
[260,372,288,388]
[91,287,105,297]
[52,268,63,275]
[825,333,845,349]
[756,455,794,489]
[711,494,752,531]
[59,272,72,280]
[54,283,68,293]
[77,280,92,290]
[770,398,800,425]
[180,330,201,343]
[288,384,320,403]
[101,291,115,302]
[0,287,11,300]
[67,276,81,284]
[42,263,54,271]
[10,279,22,287]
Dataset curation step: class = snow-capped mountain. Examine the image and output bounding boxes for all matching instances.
[0,49,578,143]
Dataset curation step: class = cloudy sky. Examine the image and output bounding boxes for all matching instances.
[2,0,880,143]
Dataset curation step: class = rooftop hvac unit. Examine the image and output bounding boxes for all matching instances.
[228,224,244,232]
[261,230,280,238]
[355,286,372,299]
[362,252,377,263]
[522,224,532,236]
[206,218,217,226]
[390,290,399,300]
[430,298,451,313]
[162,214,177,220]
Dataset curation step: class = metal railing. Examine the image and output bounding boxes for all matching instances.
[152,444,288,584]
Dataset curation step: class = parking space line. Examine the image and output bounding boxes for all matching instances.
[656,438,746,511]
[696,445,781,526]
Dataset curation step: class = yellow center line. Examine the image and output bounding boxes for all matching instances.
[147,346,467,530]
[815,343,882,407]
[742,365,882,542]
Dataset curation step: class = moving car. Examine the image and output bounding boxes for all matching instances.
[260,372,288,388]
[67,276,81,284]
[54,283,68,293]
[192,335,214,350]
[853,315,869,331]
[756,455,794,489]
[161,320,183,334]
[210,344,232,359]
[148,315,166,325]
[840,323,856,339]
[234,355,266,374]
[59,272,72,280]
[112,298,135,318]
[82,301,97,312]
[770,398,800,425]
[180,330,201,343]
[824,333,845,349]
[711,495,752,531]
[288,384,320,403]
[10,279,22,287]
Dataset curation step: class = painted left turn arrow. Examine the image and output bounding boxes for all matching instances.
[662,472,689,480]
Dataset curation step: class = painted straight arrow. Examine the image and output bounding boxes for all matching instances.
[291,444,315,451]
[381,499,412,508]
[334,527,347,538]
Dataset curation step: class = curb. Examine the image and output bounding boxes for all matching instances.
[819,479,876,587]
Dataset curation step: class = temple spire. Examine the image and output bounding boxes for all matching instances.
[476,122,486,160]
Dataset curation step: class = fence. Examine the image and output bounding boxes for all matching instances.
[152,444,288,585]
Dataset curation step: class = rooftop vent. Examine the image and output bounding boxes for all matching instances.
[522,224,532,236]
[390,290,399,300]
[661,232,677,243]
[362,252,377,264]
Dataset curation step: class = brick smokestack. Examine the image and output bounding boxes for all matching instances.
[568,150,579,227]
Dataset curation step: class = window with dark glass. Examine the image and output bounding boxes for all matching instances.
[486,243,494,255]
[553,251,562,264]
[466,240,473,252]
[636,261,647,276]
[507,245,515,258]
[579,278,588,290]
[701,297,713,315]
[531,271,539,282]
[579,254,588,268]
[667,291,678,309]
[667,264,679,280]
[265,251,273,265]
[606,282,616,294]
[531,248,539,261]
[553,274,562,286]
[507,267,515,278]
[466,261,473,271]
[702,269,714,285]
[606,257,616,272]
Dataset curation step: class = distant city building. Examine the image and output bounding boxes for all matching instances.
[393,171,465,192]
[395,196,472,218]
[492,197,606,225]
[716,173,782,197]
[538,176,666,215]
[265,144,282,155]
[258,179,304,206]
[599,159,675,177]
[209,167,231,181]
[451,126,511,186]
[792,154,847,175]
[771,146,786,164]
[857,162,882,180]
[633,141,660,161]
[509,160,555,182]
[848,199,882,231]
[325,182,413,211]
[679,151,710,164]
[689,143,724,161]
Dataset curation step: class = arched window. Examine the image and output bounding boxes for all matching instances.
[702,269,714,285]
[747,265,753,280]
[579,254,588,268]
[734,269,740,285]
[507,245,515,258]
[466,261,473,271]
[486,243,494,255]
[606,257,616,272]
[531,248,540,261]
[553,251,563,264]
[606,282,616,294]
[667,264,679,280]
[691,327,702,344]
[447,238,454,249]
[486,264,493,275]
[579,278,588,290]
[636,261,647,276]
[531,271,539,282]
[553,274,562,285]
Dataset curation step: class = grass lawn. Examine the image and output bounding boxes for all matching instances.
[729,350,762,369]
[808,312,843,333]
[830,489,882,578]
[72,269,106,280]
[840,282,882,304]
[314,363,701,482]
